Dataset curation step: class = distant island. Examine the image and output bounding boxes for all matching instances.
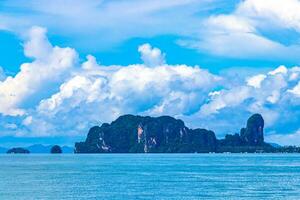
[4,145,73,154]
[50,145,62,154]
[75,114,300,153]
[7,147,30,154]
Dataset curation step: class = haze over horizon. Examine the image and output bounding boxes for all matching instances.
[1,0,300,147]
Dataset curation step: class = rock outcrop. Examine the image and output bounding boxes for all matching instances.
[50,145,62,154]
[218,114,272,152]
[75,113,272,153]
[240,113,264,145]
[75,115,217,153]
[6,147,30,154]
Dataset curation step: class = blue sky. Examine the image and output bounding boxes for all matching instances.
[1,0,300,147]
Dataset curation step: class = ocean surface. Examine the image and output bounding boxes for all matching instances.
[0,154,300,200]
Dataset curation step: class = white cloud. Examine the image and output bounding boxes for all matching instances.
[200,86,251,116]
[288,82,300,97]
[38,75,106,115]
[82,55,100,70]
[2,25,300,145]
[180,0,300,61]
[237,0,300,31]
[0,26,224,137]
[246,74,266,88]
[138,43,165,67]
[23,26,52,59]
[34,61,220,136]
[289,67,300,81]
[268,65,288,75]
[0,26,77,116]
[198,65,300,129]
[205,15,255,33]
[0,31,214,136]
[185,66,297,136]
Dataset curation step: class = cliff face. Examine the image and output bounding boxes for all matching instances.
[240,114,264,145]
[218,114,271,152]
[75,113,271,153]
[75,115,217,153]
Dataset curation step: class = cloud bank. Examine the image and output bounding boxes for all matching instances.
[1,26,300,146]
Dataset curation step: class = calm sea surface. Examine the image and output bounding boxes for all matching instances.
[0,154,300,200]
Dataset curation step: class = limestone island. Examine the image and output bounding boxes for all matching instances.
[75,113,296,153]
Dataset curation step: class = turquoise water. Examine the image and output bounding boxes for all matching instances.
[1,154,300,200]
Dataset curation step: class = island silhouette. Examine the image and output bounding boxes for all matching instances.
[75,113,296,153]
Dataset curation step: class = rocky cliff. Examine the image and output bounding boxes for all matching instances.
[241,113,264,145]
[218,113,272,152]
[75,114,273,153]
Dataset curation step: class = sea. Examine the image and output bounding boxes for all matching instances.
[0,154,300,200]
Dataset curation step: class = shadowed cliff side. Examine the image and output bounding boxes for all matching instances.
[75,113,274,153]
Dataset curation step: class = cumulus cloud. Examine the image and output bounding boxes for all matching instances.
[246,74,266,88]
[200,86,251,116]
[2,26,300,146]
[32,42,220,136]
[0,29,222,137]
[268,65,288,76]
[0,26,77,116]
[38,75,106,115]
[24,26,52,59]
[82,55,100,70]
[138,43,165,67]
[198,65,300,130]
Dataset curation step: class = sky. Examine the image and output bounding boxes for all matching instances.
[1,0,300,147]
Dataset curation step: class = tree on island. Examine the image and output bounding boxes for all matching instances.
[50,145,62,154]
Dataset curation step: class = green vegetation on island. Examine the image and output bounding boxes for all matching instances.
[75,113,284,153]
